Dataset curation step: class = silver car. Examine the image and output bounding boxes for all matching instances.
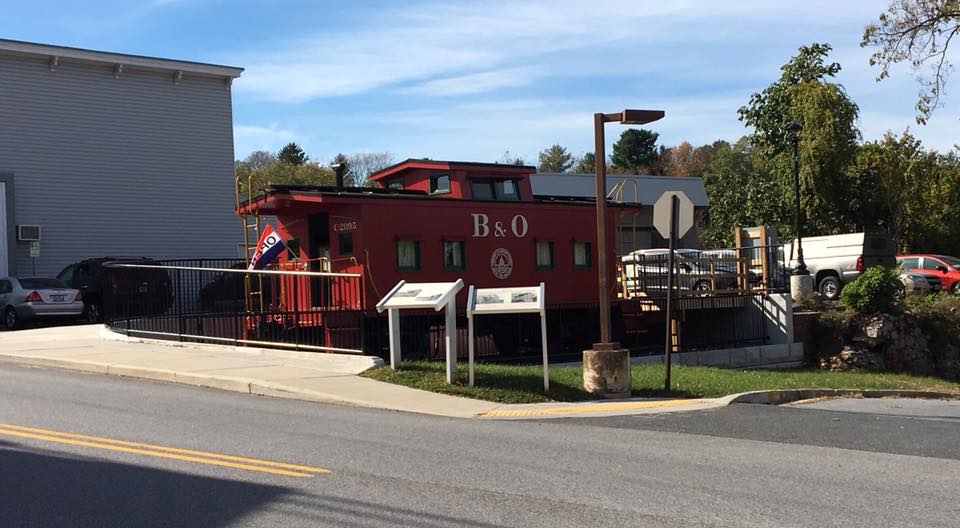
[0,277,84,330]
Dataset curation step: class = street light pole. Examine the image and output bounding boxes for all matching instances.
[786,122,808,275]
[593,113,613,346]
[583,109,664,398]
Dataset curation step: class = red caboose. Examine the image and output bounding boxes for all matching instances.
[237,159,708,358]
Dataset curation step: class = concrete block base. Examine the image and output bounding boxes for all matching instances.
[583,348,631,398]
[791,274,814,302]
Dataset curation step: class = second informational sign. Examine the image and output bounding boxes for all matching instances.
[471,285,543,314]
[467,283,549,390]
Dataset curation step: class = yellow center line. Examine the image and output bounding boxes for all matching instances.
[0,424,329,478]
[483,399,705,417]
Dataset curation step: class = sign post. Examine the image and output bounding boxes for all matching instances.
[376,279,465,384]
[467,283,548,391]
[29,241,40,275]
[653,191,694,392]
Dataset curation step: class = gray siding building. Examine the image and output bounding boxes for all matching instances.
[0,39,243,277]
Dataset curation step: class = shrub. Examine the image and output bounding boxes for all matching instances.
[840,266,903,314]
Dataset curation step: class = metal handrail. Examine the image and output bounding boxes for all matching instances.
[105,262,362,279]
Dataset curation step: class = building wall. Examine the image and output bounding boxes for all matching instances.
[0,52,239,276]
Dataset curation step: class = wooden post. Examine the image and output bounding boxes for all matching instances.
[759,225,770,291]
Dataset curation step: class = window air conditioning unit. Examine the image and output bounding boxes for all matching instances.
[17,225,42,241]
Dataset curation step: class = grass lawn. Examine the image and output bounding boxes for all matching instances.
[360,360,960,404]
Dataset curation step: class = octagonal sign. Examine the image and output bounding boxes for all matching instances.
[653,191,694,239]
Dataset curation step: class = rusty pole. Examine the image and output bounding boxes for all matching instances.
[593,112,615,348]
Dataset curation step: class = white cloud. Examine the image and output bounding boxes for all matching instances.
[232,0,873,102]
[234,123,297,156]
[398,66,547,96]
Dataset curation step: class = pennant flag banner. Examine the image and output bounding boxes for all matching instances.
[248,224,286,270]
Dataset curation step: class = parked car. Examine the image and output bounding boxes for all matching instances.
[0,277,84,330]
[899,271,941,295]
[897,254,960,294]
[621,248,759,295]
[56,257,173,322]
[199,263,273,312]
[783,232,896,300]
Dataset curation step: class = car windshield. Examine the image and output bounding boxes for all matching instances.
[19,278,68,289]
[936,255,960,269]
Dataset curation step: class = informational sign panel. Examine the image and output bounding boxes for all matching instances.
[467,283,549,390]
[377,280,464,383]
[471,285,544,315]
[379,282,461,310]
[29,241,40,258]
[653,191,694,239]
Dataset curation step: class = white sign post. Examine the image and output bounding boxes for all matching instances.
[376,279,464,384]
[466,283,548,390]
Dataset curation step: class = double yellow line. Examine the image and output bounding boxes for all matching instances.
[0,423,329,478]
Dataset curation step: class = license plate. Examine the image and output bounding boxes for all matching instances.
[51,294,65,302]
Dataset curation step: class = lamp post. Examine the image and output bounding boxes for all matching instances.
[785,122,813,300]
[785,122,807,275]
[584,109,664,398]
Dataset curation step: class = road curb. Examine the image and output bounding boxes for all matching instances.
[724,388,960,405]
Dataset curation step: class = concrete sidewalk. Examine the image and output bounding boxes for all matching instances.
[0,325,724,419]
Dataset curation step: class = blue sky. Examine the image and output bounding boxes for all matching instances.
[3,0,957,163]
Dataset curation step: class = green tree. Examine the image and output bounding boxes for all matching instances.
[862,0,960,124]
[574,152,597,173]
[537,144,575,172]
[699,138,782,248]
[738,43,844,155]
[739,43,861,236]
[611,129,659,174]
[278,142,309,165]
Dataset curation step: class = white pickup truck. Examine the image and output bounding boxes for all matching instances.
[784,232,896,300]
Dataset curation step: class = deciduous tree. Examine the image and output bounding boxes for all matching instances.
[862,0,960,124]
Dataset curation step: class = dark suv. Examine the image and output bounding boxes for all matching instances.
[57,258,173,322]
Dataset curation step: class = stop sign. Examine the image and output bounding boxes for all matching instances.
[653,191,694,239]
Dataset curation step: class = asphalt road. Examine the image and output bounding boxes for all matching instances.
[1,363,958,528]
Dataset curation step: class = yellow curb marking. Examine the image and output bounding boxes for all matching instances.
[483,399,705,417]
[0,423,329,478]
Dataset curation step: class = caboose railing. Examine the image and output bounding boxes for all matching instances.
[102,259,365,353]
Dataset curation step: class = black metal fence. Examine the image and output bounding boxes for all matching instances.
[103,259,365,353]
[102,259,776,362]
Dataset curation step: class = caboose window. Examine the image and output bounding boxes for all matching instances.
[574,241,592,269]
[470,179,522,201]
[471,180,495,200]
[443,240,466,271]
[536,242,554,270]
[430,173,450,194]
[498,179,520,201]
[397,240,421,271]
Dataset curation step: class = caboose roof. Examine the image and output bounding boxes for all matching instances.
[369,159,536,181]
[531,173,709,206]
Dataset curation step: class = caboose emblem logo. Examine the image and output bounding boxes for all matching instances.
[490,248,513,279]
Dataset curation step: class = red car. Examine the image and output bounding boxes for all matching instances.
[897,254,960,294]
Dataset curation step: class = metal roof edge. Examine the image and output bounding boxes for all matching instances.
[0,38,243,78]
